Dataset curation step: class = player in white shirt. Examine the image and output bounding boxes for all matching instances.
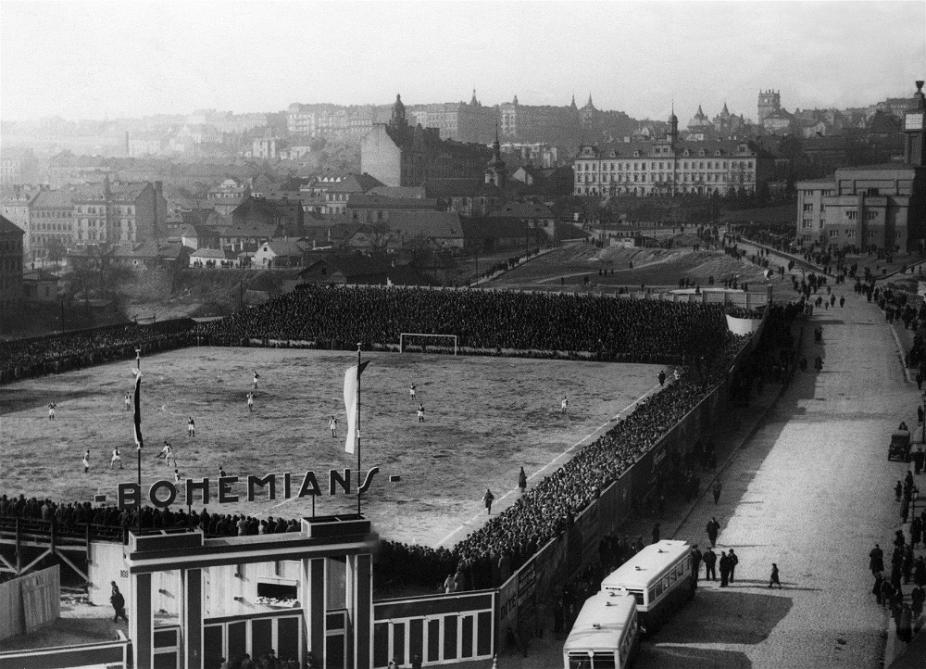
[187,417,195,438]
[82,449,90,473]
[561,395,568,414]
[110,448,123,469]
[329,416,338,438]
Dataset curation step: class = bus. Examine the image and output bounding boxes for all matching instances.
[599,539,694,632]
[563,590,640,669]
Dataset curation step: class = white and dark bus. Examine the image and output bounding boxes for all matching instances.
[600,539,694,632]
[563,590,640,669]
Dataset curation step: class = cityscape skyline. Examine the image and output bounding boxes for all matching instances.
[1,0,924,124]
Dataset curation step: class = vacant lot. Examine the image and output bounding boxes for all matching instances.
[1,347,662,547]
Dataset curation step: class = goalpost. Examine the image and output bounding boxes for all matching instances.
[399,333,459,355]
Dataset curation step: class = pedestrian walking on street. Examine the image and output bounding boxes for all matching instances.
[769,563,782,588]
[703,547,717,581]
[728,548,739,582]
[690,545,703,584]
[870,543,885,576]
[706,516,720,547]
[911,583,925,619]
[712,480,722,504]
[110,582,128,623]
[719,551,730,587]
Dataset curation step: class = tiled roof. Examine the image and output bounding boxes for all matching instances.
[491,202,554,219]
[0,215,24,235]
[31,190,75,208]
[261,240,306,256]
[368,186,427,199]
[191,248,227,259]
[325,173,384,193]
[347,193,438,209]
[386,211,463,239]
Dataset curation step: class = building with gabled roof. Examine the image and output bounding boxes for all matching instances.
[322,173,385,215]
[361,95,491,188]
[573,110,771,198]
[253,239,307,268]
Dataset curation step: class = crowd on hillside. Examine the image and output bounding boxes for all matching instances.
[194,285,730,363]
[0,320,194,384]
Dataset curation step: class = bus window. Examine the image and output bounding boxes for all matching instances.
[567,655,592,669]
[592,653,617,669]
[630,590,644,605]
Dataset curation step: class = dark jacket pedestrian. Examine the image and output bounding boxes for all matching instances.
[706,517,720,547]
[719,551,730,587]
[874,573,885,604]
[769,563,781,588]
[870,544,885,575]
[690,545,703,583]
[110,582,128,622]
[728,548,739,582]
[911,584,925,618]
[703,548,716,581]
[517,467,527,493]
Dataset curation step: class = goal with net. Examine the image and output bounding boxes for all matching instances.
[398,333,459,355]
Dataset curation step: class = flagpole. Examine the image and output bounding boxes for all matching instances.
[356,342,362,515]
[135,346,142,534]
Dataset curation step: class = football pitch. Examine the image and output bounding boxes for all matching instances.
[0,347,663,547]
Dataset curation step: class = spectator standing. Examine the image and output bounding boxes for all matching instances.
[706,517,720,547]
[518,467,527,493]
[703,547,716,581]
[110,582,128,622]
[728,548,739,582]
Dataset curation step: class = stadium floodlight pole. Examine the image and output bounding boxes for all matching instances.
[135,347,142,534]
[356,342,362,515]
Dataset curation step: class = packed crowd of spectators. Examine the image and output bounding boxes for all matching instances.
[0,494,302,544]
[194,285,731,363]
[0,320,195,384]
[1,286,795,597]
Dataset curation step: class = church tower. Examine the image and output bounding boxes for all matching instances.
[668,105,679,146]
[389,93,408,132]
[903,80,926,167]
[485,127,507,188]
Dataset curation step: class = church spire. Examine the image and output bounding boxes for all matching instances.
[389,93,407,131]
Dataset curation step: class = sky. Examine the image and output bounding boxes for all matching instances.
[1,0,924,123]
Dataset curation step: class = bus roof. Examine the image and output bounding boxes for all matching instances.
[601,540,690,591]
[563,591,637,652]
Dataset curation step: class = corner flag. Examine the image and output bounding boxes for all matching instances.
[132,369,144,450]
[343,360,369,454]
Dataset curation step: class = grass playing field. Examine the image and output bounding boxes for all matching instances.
[0,347,663,547]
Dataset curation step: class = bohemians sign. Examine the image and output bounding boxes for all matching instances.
[118,468,380,509]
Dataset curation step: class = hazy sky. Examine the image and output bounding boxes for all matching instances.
[1,0,924,123]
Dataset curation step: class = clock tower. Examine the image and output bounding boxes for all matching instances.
[904,80,926,166]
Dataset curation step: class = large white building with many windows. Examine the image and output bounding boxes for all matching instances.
[572,111,769,198]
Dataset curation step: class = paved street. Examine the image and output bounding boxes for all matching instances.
[489,275,922,668]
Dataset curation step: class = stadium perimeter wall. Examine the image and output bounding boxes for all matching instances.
[496,314,766,639]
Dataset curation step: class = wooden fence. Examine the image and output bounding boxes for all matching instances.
[0,565,60,641]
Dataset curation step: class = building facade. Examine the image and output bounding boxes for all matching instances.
[361,95,490,188]
[795,81,926,252]
[0,215,24,317]
[30,190,75,255]
[573,112,768,197]
[72,181,167,247]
